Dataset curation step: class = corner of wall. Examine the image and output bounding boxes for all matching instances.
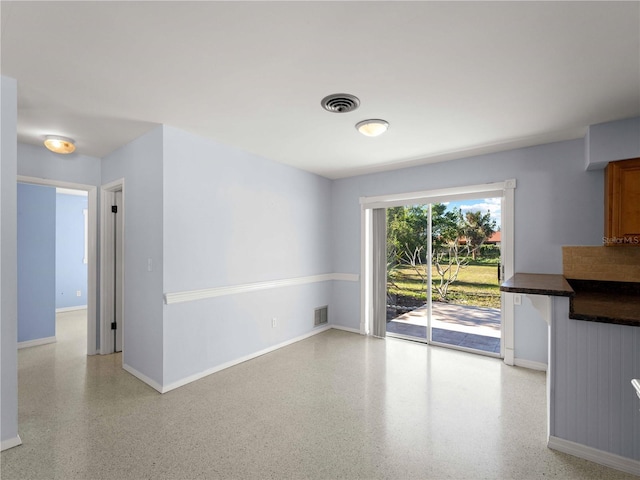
[100,124,165,388]
[1,75,19,445]
[584,129,591,171]
[585,116,640,171]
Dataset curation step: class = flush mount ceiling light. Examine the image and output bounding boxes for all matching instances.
[44,135,76,154]
[356,119,389,137]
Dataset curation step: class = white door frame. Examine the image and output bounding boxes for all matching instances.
[100,179,125,355]
[17,175,99,355]
[359,179,516,363]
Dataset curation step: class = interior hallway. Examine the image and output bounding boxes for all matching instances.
[1,311,634,480]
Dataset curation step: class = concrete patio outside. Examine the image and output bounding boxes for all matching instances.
[386,302,501,354]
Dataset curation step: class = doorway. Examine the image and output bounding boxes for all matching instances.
[100,180,124,355]
[55,188,89,316]
[55,188,90,355]
[17,176,98,355]
[385,198,502,356]
[360,180,516,362]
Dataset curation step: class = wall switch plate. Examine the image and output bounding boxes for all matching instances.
[272,318,277,328]
[514,294,522,305]
[76,290,81,297]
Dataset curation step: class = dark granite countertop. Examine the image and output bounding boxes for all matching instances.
[500,274,639,326]
[500,273,575,297]
[567,279,640,327]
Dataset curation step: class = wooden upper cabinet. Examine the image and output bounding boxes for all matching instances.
[605,158,640,246]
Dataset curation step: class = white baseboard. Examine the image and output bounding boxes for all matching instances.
[548,435,640,476]
[514,358,547,372]
[56,305,87,313]
[331,325,361,334]
[132,325,354,394]
[1,435,22,451]
[504,347,514,366]
[162,325,332,393]
[18,336,56,349]
[122,363,163,393]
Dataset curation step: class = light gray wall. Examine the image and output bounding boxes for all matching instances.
[1,76,19,447]
[551,297,640,461]
[586,116,640,170]
[17,142,101,186]
[55,192,89,309]
[102,126,164,386]
[330,138,604,364]
[17,183,56,343]
[161,126,333,386]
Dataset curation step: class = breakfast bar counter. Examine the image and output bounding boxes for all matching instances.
[500,273,574,297]
[501,273,639,327]
[567,279,640,327]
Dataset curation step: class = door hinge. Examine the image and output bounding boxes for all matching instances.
[111,205,117,213]
[111,322,117,330]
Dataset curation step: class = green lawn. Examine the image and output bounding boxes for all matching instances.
[388,262,501,308]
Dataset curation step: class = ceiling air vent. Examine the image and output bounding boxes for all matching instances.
[321,93,360,113]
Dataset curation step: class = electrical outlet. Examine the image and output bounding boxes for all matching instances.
[76,290,82,297]
[514,294,522,305]
[272,318,277,328]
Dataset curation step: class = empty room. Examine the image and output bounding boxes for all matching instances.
[1,1,639,479]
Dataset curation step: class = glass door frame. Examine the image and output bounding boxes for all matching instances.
[360,180,516,363]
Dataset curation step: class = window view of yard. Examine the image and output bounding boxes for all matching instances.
[386,201,501,319]
[388,258,501,310]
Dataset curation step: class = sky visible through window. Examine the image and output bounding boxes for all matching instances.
[443,197,501,229]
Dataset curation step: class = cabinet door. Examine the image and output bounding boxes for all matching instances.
[605,158,640,245]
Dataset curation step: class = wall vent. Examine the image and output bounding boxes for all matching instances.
[314,306,328,326]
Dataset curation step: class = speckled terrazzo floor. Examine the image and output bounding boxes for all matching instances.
[1,310,635,480]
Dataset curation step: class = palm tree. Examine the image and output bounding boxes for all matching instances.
[460,210,496,260]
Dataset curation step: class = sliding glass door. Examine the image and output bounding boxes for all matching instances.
[385,204,429,341]
[384,197,503,357]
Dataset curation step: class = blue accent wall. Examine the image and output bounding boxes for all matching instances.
[17,183,56,342]
[56,192,88,309]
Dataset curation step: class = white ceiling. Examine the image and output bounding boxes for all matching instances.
[2,1,639,179]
